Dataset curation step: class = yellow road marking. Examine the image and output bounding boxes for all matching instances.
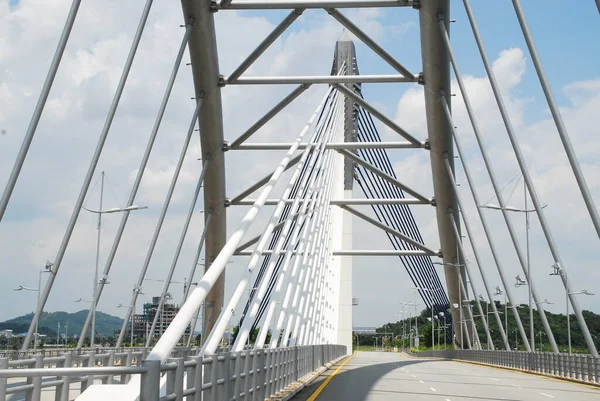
[306,354,353,401]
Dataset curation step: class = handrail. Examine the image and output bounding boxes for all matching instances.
[0,344,347,401]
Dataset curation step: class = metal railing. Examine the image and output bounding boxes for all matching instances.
[0,344,346,401]
[417,350,600,385]
[0,346,171,361]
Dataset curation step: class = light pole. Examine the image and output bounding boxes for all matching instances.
[14,262,53,351]
[83,171,147,348]
[494,286,508,340]
[413,286,442,350]
[565,289,594,354]
[481,199,547,353]
[400,301,415,348]
[439,312,447,349]
[74,299,92,346]
[117,301,138,347]
[550,264,595,354]
[434,261,470,348]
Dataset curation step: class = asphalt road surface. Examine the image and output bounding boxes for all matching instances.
[290,351,600,401]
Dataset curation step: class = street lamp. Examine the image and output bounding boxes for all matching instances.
[14,262,54,351]
[439,312,447,349]
[82,171,147,348]
[565,290,594,354]
[117,302,138,347]
[479,200,547,353]
[434,261,468,348]
[494,286,508,341]
[400,301,415,348]
[414,286,442,350]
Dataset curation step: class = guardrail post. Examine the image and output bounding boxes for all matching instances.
[263,350,272,397]
[80,351,95,393]
[293,347,299,382]
[193,356,204,401]
[166,358,176,399]
[223,352,233,401]
[259,350,268,401]
[241,352,250,401]
[231,352,241,401]
[105,350,116,384]
[184,356,195,401]
[140,359,160,401]
[203,355,216,401]
[26,354,43,401]
[121,349,133,384]
[0,358,8,401]
[58,353,73,401]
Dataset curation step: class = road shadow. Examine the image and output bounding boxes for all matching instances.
[289,352,544,401]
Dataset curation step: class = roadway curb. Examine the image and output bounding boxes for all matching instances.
[265,355,349,401]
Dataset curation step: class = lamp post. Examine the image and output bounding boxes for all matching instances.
[480,198,547,353]
[439,312,447,349]
[494,286,508,340]
[550,264,595,354]
[83,171,147,348]
[400,301,415,348]
[566,290,594,354]
[117,300,138,347]
[14,262,54,351]
[413,286,441,350]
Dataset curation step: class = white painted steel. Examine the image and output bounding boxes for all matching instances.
[253,94,342,349]
[204,89,340,355]
[144,86,335,364]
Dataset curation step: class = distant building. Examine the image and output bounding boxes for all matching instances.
[0,329,13,338]
[353,327,377,335]
[126,295,191,343]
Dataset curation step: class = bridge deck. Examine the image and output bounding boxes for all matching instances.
[290,351,600,401]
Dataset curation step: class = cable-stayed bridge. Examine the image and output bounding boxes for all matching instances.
[1,0,600,400]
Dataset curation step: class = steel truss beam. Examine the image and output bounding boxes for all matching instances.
[230,142,420,150]
[337,149,431,203]
[228,9,304,83]
[230,85,311,148]
[231,198,429,205]
[230,154,303,204]
[334,84,422,145]
[234,250,430,256]
[325,8,416,79]
[234,212,301,254]
[219,0,413,10]
[339,205,439,256]
[225,75,414,85]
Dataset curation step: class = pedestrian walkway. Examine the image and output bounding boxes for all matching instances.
[290,351,600,401]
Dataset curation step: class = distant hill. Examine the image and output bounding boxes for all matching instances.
[0,310,124,337]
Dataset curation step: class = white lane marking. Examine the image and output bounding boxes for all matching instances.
[419,380,425,384]
[445,399,452,401]
[411,374,416,378]
[540,393,555,399]
[490,378,499,381]
[475,373,481,377]
[430,387,437,392]
[510,384,520,388]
